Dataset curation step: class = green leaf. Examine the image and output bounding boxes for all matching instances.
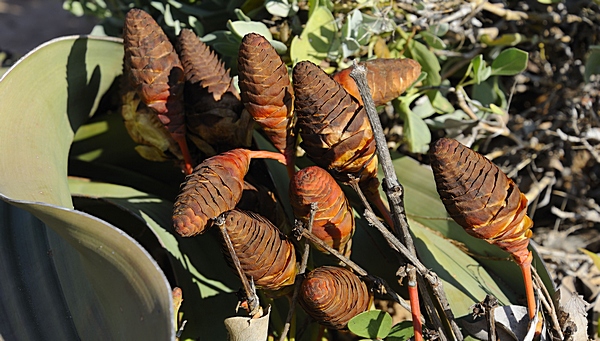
[0,196,174,340]
[472,54,492,84]
[580,248,600,271]
[227,20,273,40]
[386,321,414,340]
[0,35,123,207]
[397,100,431,154]
[491,48,528,76]
[0,36,173,339]
[290,6,338,64]
[68,178,240,340]
[428,23,449,37]
[347,310,393,339]
[406,39,441,86]
[584,45,600,83]
[265,0,298,18]
[421,31,447,50]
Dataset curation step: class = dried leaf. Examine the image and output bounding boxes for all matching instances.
[224,306,271,341]
[220,209,297,290]
[555,287,589,341]
[332,58,421,106]
[172,149,286,236]
[299,266,371,330]
[120,81,183,163]
[289,166,355,256]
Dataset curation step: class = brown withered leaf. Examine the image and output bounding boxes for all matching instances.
[120,78,184,163]
[238,33,296,169]
[220,209,297,291]
[289,166,355,257]
[172,149,286,237]
[332,58,421,106]
[429,137,533,264]
[123,9,192,173]
[299,266,371,330]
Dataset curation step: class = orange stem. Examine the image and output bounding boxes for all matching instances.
[247,150,287,165]
[175,136,193,175]
[408,271,423,341]
[518,252,536,320]
[284,147,296,179]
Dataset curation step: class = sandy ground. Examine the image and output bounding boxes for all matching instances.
[0,0,97,57]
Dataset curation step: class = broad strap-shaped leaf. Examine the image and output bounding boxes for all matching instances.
[0,35,123,206]
[0,196,174,340]
[68,177,240,340]
[0,35,174,339]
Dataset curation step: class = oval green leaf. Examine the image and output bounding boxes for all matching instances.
[387,320,414,341]
[347,310,393,339]
[491,47,528,76]
[290,6,338,65]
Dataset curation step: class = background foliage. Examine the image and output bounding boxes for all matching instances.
[1,0,599,339]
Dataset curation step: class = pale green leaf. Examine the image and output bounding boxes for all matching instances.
[407,39,441,86]
[0,195,173,340]
[397,102,431,154]
[0,35,123,207]
[265,0,298,18]
[421,31,447,50]
[68,178,240,340]
[227,20,273,40]
[290,6,338,64]
[472,54,492,84]
[347,310,393,339]
[491,48,528,76]
[0,36,174,339]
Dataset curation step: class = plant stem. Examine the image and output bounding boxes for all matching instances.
[349,63,415,251]
[483,295,498,341]
[408,267,423,341]
[519,252,536,320]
